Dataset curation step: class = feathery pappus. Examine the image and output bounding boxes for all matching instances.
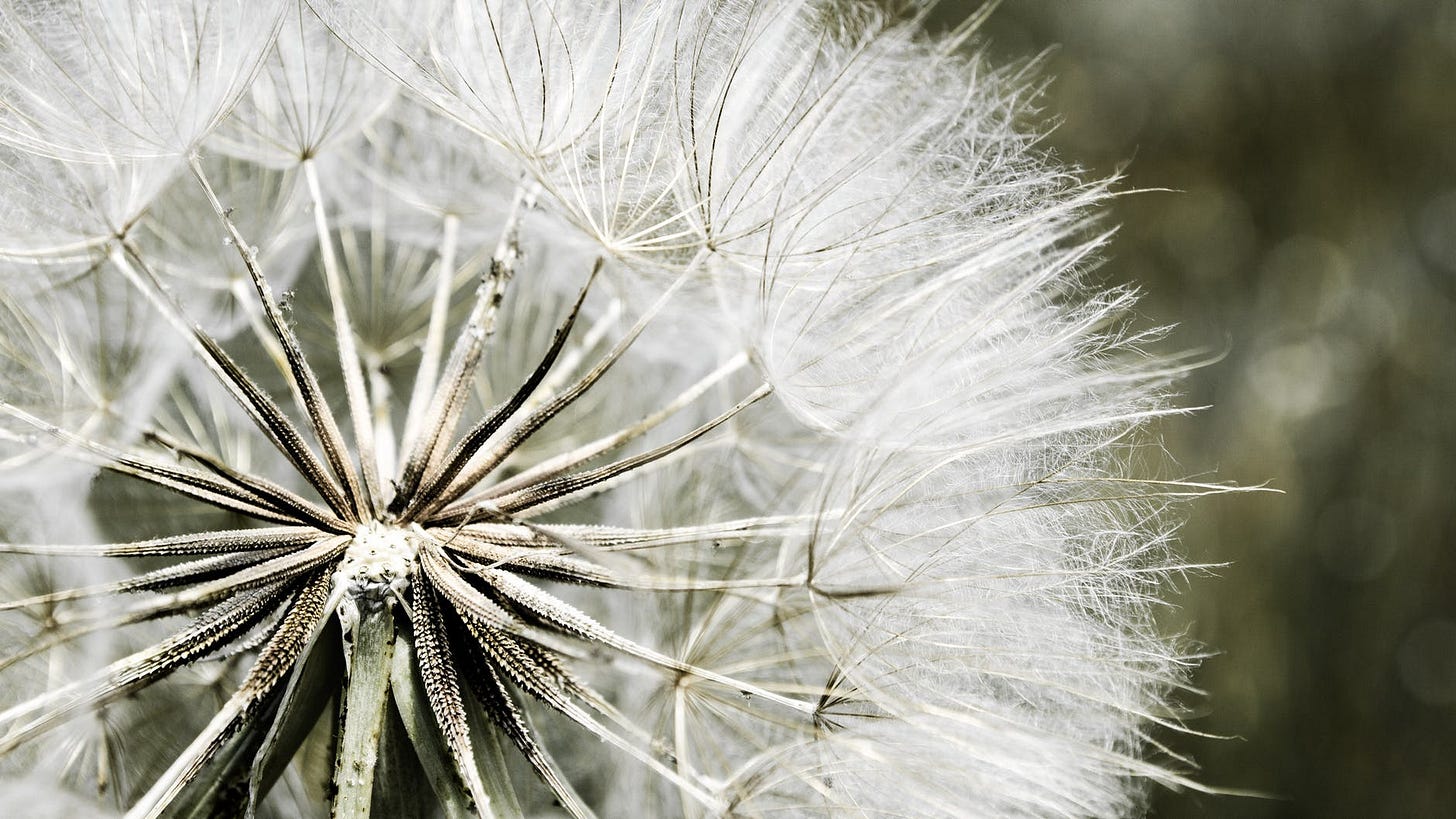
[0,1,1220,816]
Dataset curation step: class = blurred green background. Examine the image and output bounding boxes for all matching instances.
[947,1,1456,816]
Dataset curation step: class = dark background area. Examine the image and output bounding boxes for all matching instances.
[942,1,1456,816]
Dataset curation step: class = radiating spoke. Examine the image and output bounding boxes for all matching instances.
[49,537,348,628]
[142,427,346,531]
[104,241,346,512]
[0,527,321,558]
[126,569,333,819]
[400,214,461,463]
[304,158,384,516]
[419,272,691,514]
[110,241,356,520]
[463,619,723,812]
[393,191,529,511]
[399,260,600,521]
[192,329,357,520]
[408,583,494,813]
[450,624,594,819]
[446,540,804,593]
[477,385,771,520]
[192,158,365,522]
[418,546,528,636]
[483,570,815,717]
[478,352,751,501]
[0,401,302,524]
[443,516,813,554]
[0,581,288,756]
[0,548,292,612]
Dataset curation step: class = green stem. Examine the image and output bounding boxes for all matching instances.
[332,607,396,818]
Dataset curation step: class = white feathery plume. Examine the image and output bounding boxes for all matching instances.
[210,0,395,168]
[0,262,187,488]
[0,0,286,162]
[0,0,287,259]
[0,150,175,260]
[130,157,315,339]
[0,2,1220,817]
[335,98,520,245]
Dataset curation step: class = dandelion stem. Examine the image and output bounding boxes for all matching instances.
[332,606,396,818]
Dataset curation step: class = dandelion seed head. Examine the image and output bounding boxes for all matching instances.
[0,2,1216,817]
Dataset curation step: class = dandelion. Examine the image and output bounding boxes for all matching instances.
[0,1,1214,817]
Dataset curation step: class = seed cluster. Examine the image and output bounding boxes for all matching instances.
[0,180,806,817]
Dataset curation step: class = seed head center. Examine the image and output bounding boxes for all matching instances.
[334,521,421,608]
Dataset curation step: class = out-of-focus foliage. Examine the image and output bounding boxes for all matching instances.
[950,1,1456,816]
